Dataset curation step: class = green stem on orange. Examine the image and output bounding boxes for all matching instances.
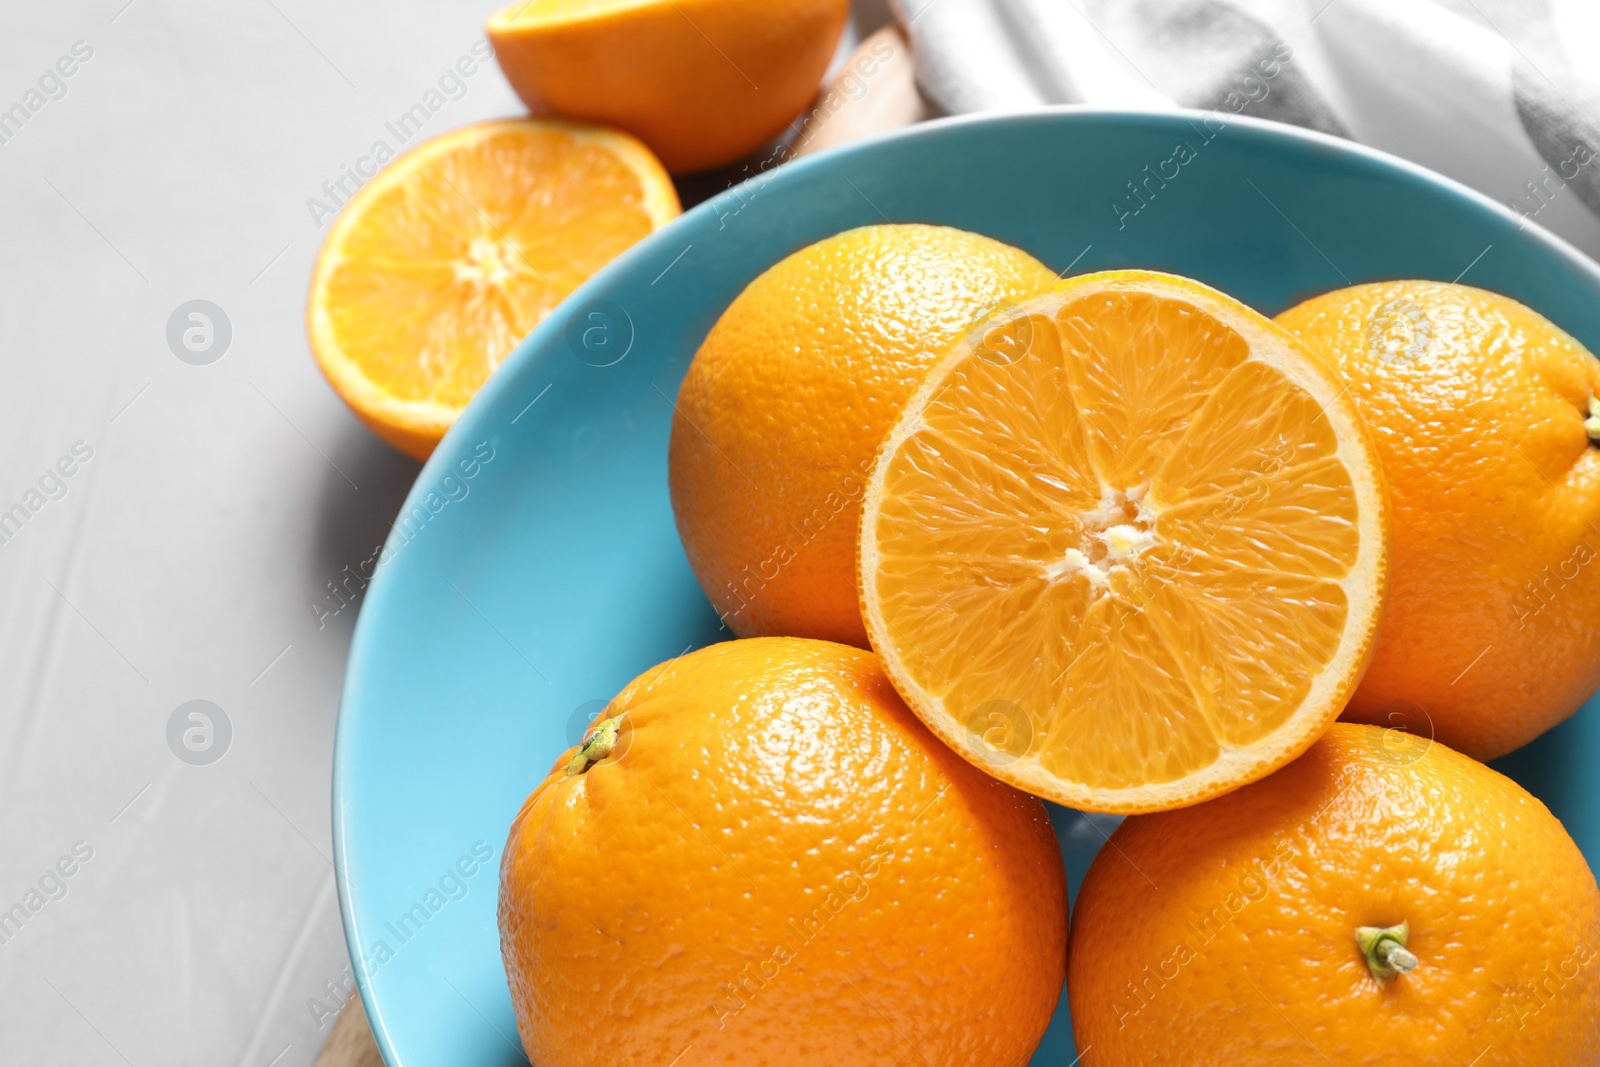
[1356,922,1418,985]
[565,715,622,777]
[1584,393,1600,443]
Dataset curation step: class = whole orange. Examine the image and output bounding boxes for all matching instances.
[1067,723,1600,1065]
[668,224,1055,646]
[1278,281,1600,760]
[486,0,850,173]
[499,637,1068,1067]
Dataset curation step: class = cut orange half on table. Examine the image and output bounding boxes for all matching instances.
[486,0,850,174]
[307,118,680,460]
[859,270,1388,814]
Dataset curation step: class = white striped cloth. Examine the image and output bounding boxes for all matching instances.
[890,0,1600,261]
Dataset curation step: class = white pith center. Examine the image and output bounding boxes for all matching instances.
[455,236,519,288]
[1046,486,1159,592]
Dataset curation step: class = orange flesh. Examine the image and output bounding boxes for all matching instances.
[495,0,648,20]
[868,286,1369,796]
[320,126,659,408]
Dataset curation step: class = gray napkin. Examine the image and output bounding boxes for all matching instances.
[894,0,1600,261]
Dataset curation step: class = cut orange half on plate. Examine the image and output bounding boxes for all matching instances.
[859,270,1388,813]
[307,118,680,460]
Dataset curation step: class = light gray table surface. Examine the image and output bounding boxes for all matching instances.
[0,3,528,1064]
[0,2,897,1063]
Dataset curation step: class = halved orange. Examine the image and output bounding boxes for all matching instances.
[307,118,680,459]
[859,271,1388,813]
[486,0,850,174]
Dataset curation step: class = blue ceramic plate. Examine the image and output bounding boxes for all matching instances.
[333,108,1600,1066]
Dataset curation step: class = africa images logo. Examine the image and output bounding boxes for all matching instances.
[305,42,496,228]
[0,441,94,549]
[0,40,94,148]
